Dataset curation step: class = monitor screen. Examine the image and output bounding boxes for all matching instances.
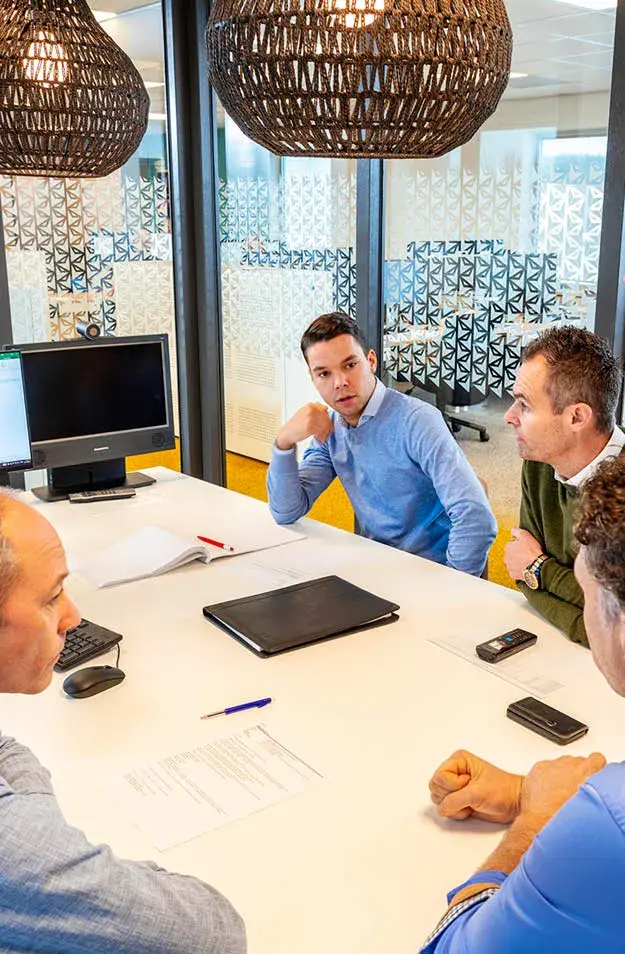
[13,335,175,473]
[25,340,168,442]
[0,351,32,471]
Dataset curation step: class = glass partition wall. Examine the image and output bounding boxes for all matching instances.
[0,1,180,465]
[217,104,357,464]
[384,0,615,412]
[381,0,617,585]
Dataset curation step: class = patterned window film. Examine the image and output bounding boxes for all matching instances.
[384,130,605,405]
[0,146,179,434]
[218,112,357,462]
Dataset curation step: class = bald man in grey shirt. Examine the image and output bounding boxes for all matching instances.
[0,492,245,954]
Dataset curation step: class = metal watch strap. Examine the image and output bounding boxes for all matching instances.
[528,553,549,585]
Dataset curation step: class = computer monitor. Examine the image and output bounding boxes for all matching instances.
[8,334,175,501]
[0,351,32,472]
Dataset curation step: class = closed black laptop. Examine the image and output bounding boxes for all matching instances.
[202,574,400,657]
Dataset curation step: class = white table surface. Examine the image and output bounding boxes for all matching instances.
[4,469,624,953]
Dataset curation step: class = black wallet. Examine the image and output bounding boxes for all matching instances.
[203,575,400,657]
[506,696,589,745]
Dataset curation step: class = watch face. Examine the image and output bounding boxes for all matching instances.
[523,568,539,590]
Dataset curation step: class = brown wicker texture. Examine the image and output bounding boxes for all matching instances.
[0,0,149,178]
[207,0,513,159]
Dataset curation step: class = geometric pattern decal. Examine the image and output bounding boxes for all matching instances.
[219,171,357,362]
[539,152,605,288]
[384,138,604,400]
[0,169,178,430]
[384,242,560,402]
[0,170,173,343]
[218,167,357,463]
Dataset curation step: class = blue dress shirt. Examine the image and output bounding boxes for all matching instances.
[421,763,625,952]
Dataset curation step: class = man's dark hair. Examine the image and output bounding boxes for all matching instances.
[523,325,622,434]
[576,456,625,617]
[300,312,368,362]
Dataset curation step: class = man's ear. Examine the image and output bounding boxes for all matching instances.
[569,402,594,432]
[367,349,378,374]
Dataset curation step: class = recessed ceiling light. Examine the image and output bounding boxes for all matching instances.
[144,81,165,89]
[93,10,117,22]
[510,72,529,79]
[551,0,615,9]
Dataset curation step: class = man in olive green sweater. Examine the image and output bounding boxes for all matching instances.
[504,326,624,646]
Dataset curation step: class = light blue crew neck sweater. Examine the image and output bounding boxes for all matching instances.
[267,382,496,576]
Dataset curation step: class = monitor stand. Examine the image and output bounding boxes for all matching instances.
[31,458,156,503]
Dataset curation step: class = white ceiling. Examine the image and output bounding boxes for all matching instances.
[88,1,166,112]
[505,0,615,99]
[87,0,617,107]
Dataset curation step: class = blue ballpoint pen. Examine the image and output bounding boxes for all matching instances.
[201,697,272,720]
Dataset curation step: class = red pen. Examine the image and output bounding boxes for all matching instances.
[197,535,236,552]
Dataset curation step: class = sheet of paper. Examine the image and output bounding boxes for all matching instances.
[104,725,324,850]
[76,525,209,588]
[141,466,189,483]
[242,557,308,589]
[193,522,305,557]
[428,631,565,697]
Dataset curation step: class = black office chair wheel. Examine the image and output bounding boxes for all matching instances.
[451,421,461,433]
[480,431,490,443]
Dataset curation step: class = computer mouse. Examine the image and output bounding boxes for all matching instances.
[62,665,125,699]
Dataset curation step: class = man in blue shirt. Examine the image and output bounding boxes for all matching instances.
[422,454,625,953]
[0,492,245,953]
[267,312,496,576]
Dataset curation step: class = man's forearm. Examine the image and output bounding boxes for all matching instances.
[445,810,546,913]
[266,446,312,524]
[267,441,336,525]
[446,499,497,576]
[539,558,584,608]
[477,811,548,877]
[518,582,588,646]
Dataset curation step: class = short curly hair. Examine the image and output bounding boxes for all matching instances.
[523,326,622,434]
[576,456,625,617]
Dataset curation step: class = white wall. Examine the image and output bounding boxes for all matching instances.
[485,91,610,135]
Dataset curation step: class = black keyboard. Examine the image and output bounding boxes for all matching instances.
[55,619,123,673]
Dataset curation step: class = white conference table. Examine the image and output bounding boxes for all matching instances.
[4,468,625,953]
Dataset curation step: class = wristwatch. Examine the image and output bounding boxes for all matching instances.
[523,554,549,590]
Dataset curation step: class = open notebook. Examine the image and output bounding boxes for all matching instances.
[76,525,220,588]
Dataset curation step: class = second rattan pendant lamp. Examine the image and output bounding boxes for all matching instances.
[206,0,513,159]
[0,0,149,177]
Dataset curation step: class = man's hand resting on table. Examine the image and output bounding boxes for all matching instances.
[518,752,607,826]
[275,403,334,451]
[429,750,524,824]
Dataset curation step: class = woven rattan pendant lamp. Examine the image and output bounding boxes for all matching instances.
[206,0,513,159]
[0,0,149,177]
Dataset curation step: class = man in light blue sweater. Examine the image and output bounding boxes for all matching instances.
[267,313,496,576]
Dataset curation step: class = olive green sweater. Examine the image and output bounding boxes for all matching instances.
[518,460,587,645]
[518,446,625,645]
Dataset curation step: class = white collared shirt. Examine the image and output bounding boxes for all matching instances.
[336,377,386,429]
[555,426,625,488]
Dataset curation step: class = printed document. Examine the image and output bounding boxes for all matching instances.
[429,630,565,697]
[104,725,324,850]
